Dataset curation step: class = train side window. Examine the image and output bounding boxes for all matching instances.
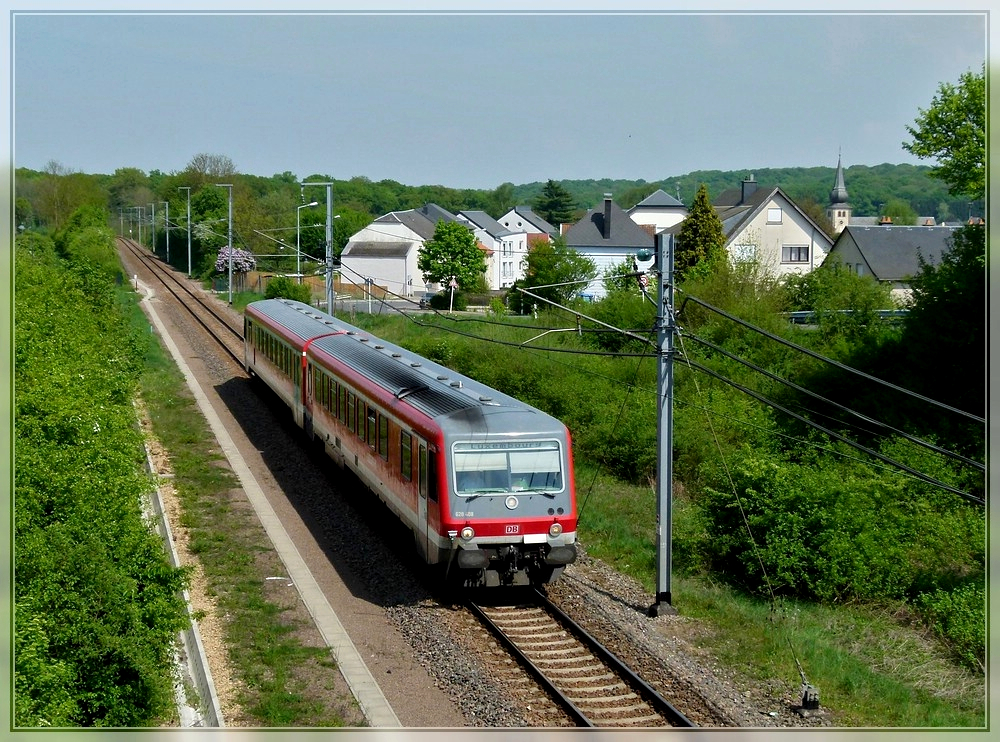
[418,445,428,499]
[347,394,356,433]
[378,415,389,460]
[400,432,412,481]
[338,384,347,423]
[366,407,377,448]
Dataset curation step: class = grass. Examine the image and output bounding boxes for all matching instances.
[126,288,356,727]
[575,464,986,728]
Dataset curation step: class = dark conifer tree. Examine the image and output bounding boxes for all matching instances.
[675,183,726,278]
[533,179,576,227]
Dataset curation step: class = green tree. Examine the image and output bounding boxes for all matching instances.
[900,223,985,418]
[487,182,516,217]
[796,196,835,238]
[514,235,597,310]
[882,197,918,225]
[903,67,985,199]
[675,184,726,278]
[417,220,486,290]
[601,256,645,296]
[533,179,576,227]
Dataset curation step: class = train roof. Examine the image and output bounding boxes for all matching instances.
[247,299,565,433]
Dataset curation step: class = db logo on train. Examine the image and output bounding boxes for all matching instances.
[505,525,520,534]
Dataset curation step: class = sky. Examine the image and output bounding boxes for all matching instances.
[7,2,990,191]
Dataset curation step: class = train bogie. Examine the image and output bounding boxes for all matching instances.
[244,299,578,587]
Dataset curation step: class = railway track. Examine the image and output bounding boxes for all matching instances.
[469,589,695,728]
[116,243,708,727]
[118,238,246,367]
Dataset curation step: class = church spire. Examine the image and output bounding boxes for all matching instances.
[826,151,851,235]
[829,152,849,205]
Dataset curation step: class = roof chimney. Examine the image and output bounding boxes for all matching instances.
[741,174,758,204]
[879,215,893,225]
[603,193,613,239]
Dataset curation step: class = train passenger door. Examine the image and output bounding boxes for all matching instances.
[416,443,430,561]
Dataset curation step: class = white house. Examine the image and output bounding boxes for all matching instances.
[497,205,558,241]
[627,188,687,233]
[562,193,655,299]
[457,210,528,289]
[339,208,439,298]
[708,175,834,278]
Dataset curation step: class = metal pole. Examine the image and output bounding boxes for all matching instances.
[649,232,676,617]
[179,187,191,276]
[216,184,233,304]
[301,182,336,312]
[149,203,155,253]
[325,185,333,312]
[163,201,170,264]
[297,201,318,285]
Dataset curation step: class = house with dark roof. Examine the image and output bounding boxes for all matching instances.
[681,174,834,278]
[457,210,528,289]
[497,205,558,244]
[823,224,958,302]
[627,188,687,233]
[340,205,449,298]
[562,193,655,299]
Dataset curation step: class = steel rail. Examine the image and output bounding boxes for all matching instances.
[119,238,245,368]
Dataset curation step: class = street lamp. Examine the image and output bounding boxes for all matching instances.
[215,184,234,304]
[297,201,319,285]
[178,187,191,276]
[301,181,334,312]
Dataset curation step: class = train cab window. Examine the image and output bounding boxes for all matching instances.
[452,441,564,494]
[347,393,356,433]
[400,432,413,481]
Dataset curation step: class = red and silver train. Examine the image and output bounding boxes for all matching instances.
[243,298,578,587]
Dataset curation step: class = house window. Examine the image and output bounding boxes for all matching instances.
[856,263,864,276]
[732,244,755,262]
[782,245,809,263]
[767,208,782,223]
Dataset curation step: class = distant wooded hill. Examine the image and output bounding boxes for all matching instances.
[15,161,978,234]
[511,163,975,223]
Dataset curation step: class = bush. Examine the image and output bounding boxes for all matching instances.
[697,445,981,603]
[429,290,467,311]
[14,226,189,726]
[915,583,985,671]
[265,275,312,303]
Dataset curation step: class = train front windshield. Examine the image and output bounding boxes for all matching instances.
[453,441,563,495]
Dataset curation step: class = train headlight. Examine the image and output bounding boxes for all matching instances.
[505,496,519,510]
[548,522,563,538]
[460,526,475,541]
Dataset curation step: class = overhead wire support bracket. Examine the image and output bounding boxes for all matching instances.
[515,286,656,349]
